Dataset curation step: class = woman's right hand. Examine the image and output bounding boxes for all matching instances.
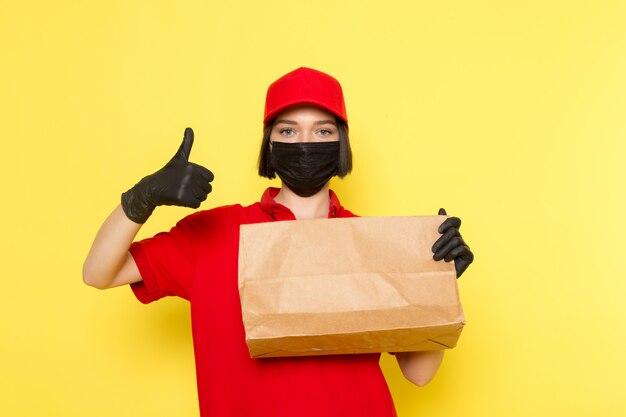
[121,127,214,224]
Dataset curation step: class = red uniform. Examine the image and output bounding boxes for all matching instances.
[129,187,397,417]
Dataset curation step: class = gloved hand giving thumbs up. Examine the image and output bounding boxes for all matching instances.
[121,127,214,224]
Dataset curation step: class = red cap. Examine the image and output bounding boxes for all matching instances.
[263,67,348,127]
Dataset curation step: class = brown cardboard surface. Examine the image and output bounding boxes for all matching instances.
[238,216,465,358]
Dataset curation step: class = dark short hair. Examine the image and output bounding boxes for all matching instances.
[257,117,352,179]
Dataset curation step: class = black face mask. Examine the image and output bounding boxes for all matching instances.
[270,141,340,197]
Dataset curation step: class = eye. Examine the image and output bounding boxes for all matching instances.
[318,129,334,136]
[279,128,295,136]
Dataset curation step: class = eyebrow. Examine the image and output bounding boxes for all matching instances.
[274,119,337,126]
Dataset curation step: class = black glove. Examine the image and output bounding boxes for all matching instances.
[121,127,214,224]
[432,208,474,278]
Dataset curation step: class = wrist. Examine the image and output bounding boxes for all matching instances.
[121,183,155,224]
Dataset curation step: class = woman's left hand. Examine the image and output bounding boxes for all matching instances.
[432,208,474,278]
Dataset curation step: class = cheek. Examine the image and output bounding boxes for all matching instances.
[322,133,340,142]
[268,131,280,143]
[270,133,293,143]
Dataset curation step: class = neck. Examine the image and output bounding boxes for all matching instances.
[274,184,331,220]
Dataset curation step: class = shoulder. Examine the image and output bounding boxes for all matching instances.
[339,208,359,218]
[175,204,246,232]
[329,189,359,218]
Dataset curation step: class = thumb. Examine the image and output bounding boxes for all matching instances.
[173,127,194,161]
[438,208,447,216]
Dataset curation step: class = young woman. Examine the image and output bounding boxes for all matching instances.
[83,67,474,417]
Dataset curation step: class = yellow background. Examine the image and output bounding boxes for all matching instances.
[1,1,625,416]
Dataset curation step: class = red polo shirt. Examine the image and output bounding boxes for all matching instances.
[129,188,397,417]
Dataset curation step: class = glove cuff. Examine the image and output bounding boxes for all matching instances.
[121,186,155,224]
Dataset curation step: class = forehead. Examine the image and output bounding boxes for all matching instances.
[273,104,336,123]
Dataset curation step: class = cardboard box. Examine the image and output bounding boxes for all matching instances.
[238,216,465,358]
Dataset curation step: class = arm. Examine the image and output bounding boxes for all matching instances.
[393,209,471,385]
[82,127,213,290]
[394,208,472,384]
[82,204,143,289]
[395,350,445,387]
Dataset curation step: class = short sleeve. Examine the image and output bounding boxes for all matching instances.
[129,213,201,303]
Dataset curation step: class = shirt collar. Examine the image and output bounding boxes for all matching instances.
[260,187,344,220]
